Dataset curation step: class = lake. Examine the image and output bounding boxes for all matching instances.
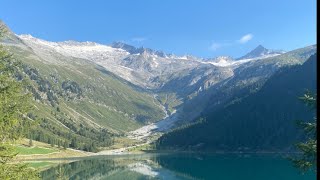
[40,153,316,180]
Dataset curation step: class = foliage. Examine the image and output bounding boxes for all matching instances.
[0,20,165,152]
[0,28,39,179]
[291,92,317,172]
[0,33,115,152]
[0,23,166,151]
[155,118,206,150]
[156,54,317,152]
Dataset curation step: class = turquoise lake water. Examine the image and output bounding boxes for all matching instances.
[40,153,316,180]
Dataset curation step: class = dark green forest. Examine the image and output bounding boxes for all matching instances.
[156,54,317,152]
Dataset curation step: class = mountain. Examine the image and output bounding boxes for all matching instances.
[178,44,316,125]
[202,56,235,66]
[202,55,265,67]
[156,54,317,152]
[0,21,166,151]
[0,20,316,152]
[15,33,236,116]
[111,41,168,58]
[237,45,285,60]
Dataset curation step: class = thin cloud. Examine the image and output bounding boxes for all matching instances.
[209,33,253,51]
[131,37,147,42]
[209,43,222,51]
[238,34,253,43]
[209,41,233,51]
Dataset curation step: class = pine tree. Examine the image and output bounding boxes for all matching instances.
[291,92,317,172]
[0,23,39,179]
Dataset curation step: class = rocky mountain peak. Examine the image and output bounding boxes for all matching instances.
[237,45,285,60]
[111,41,167,58]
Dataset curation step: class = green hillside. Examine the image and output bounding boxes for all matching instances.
[0,21,165,152]
[156,53,317,152]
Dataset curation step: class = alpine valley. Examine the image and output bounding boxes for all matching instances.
[0,20,316,153]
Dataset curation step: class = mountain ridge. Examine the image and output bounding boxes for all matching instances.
[156,53,317,152]
[0,20,317,152]
[237,45,285,60]
[16,34,288,62]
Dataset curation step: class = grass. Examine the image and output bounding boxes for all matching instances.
[27,161,56,169]
[15,146,57,155]
[8,45,165,135]
[14,139,92,161]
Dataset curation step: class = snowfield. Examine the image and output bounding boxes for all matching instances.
[17,34,283,91]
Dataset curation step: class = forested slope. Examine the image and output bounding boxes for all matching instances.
[156,54,317,152]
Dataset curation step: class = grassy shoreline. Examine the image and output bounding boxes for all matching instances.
[14,138,302,163]
[13,138,92,161]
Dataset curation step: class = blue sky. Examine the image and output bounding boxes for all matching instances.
[0,0,316,58]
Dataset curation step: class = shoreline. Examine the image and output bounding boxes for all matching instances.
[14,148,93,161]
[18,149,303,162]
[15,139,302,161]
[142,149,303,154]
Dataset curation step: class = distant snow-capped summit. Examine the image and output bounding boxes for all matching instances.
[237,45,285,60]
[204,56,234,62]
[19,34,106,48]
[201,56,237,67]
[111,41,168,58]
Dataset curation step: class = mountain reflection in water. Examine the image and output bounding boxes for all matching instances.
[40,153,316,180]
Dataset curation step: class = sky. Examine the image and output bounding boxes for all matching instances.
[0,0,316,58]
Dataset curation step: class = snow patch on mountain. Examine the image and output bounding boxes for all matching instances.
[237,45,285,60]
[17,34,287,93]
[19,34,129,60]
[201,52,283,67]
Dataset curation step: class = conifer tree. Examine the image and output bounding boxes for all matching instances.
[291,92,317,172]
[0,24,39,179]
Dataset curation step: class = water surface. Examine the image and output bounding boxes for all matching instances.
[40,153,316,180]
